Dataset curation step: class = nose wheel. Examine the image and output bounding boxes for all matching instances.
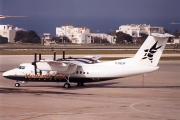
[15,83,20,87]
[63,83,71,88]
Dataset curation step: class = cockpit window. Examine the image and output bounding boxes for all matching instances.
[18,66,25,69]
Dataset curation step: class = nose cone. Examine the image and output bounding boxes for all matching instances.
[2,69,15,78]
[2,70,17,80]
[2,71,9,77]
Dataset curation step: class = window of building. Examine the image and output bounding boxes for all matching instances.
[3,32,7,35]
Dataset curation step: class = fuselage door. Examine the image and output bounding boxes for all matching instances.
[93,67,99,81]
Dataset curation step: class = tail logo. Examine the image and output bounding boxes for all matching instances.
[142,41,162,62]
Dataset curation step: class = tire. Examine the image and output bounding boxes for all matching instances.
[15,83,20,87]
[64,83,71,88]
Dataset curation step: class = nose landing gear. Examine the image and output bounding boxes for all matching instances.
[15,81,27,87]
[15,83,20,87]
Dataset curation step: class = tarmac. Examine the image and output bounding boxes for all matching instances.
[0,55,180,120]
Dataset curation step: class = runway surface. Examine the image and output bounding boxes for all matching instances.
[0,55,180,120]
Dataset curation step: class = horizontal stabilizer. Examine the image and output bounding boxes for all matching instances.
[151,33,174,38]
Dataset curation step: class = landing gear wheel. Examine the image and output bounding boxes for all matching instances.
[64,83,71,88]
[15,83,20,87]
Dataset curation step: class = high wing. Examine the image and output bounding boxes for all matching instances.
[36,56,101,74]
[36,60,78,74]
[83,55,101,61]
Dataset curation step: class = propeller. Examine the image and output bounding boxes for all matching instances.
[39,53,41,61]
[54,51,56,61]
[63,51,65,60]
[32,53,37,75]
[39,53,42,75]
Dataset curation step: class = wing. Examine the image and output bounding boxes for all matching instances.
[36,60,78,74]
[83,55,101,61]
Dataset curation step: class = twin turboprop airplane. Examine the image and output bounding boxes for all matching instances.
[3,33,174,88]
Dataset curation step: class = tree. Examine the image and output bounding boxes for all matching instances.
[140,33,148,40]
[93,37,109,44]
[116,32,133,44]
[52,37,62,43]
[14,30,41,43]
[62,36,71,43]
[14,30,26,42]
[172,30,180,38]
[164,28,169,33]
[0,35,8,44]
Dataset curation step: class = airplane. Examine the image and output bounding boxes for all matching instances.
[0,15,27,19]
[2,33,174,88]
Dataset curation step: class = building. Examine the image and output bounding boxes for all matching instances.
[56,25,115,44]
[167,37,180,45]
[0,24,24,43]
[56,25,91,44]
[116,24,164,38]
[43,33,53,45]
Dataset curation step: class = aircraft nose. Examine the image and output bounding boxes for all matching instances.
[2,71,9,77]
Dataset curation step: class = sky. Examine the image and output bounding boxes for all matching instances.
[0,0,180,36]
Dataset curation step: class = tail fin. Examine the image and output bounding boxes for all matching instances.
[133,33,174,66]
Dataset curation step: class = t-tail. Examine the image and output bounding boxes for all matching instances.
[133,33,174,66]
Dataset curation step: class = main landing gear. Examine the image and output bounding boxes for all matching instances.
[63,83,71,88]
[63,82,85,88]
[63,75,71,89]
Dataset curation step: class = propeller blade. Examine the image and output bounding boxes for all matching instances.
[39,53,42,75]
[54,51,56,61]
[34,53,37,62]
[63,51,65,60]
[34,53,37,74]
[39,53,41,61]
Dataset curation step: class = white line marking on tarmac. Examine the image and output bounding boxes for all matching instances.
[130,100,174,118]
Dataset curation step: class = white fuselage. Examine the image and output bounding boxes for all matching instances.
[3,58,159,82]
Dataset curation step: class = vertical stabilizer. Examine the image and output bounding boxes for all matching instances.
[133,33,174,66]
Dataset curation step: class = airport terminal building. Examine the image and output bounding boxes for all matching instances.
[116,24,164,37]
[56,25,115,44]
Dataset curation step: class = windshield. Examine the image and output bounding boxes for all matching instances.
[18,66,25,69]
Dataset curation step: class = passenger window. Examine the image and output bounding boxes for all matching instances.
[76,71,78,74]
[80,71,82,74]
